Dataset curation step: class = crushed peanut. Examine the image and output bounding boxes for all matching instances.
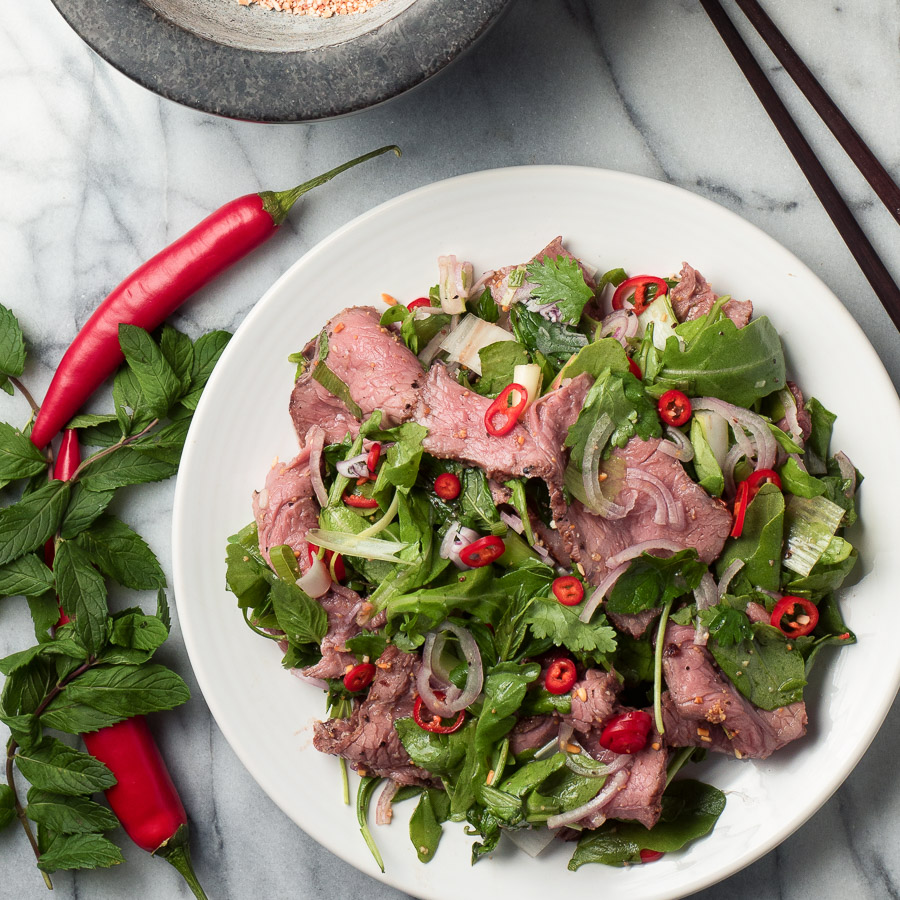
[576,688,587,702]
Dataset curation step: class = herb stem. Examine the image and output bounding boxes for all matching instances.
[5,742,53,889]
[653,598,674,735]
[9,377,40,416]
[665,746,696,789]
[69,418,159,482]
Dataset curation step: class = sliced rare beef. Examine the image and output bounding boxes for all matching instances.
[557,435,732,580]
[313,645,433,785]
[415,365,588,491]
[661,623,807,759]
[290,306,424,444]
[252,445,318,566]
[508,715,560,757]
[669,262,753,329]
[564,669,622,736]
[299,584,367,681]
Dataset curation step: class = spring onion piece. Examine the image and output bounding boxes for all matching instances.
[439,314,516,375]
[782,494,846,576]
[306,529,413,564]
[438,255,473,314]
[312,361,363,418]
[357,490,400,539]
[296,552,332,598]
[513,363,543,414]
[269,543,300,583]
[307,425,329,507]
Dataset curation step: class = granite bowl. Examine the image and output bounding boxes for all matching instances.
[49,0,511,122]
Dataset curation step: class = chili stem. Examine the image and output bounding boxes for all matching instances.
[260,146,401,226]
[653,599,674,735]
[69,418,159,482]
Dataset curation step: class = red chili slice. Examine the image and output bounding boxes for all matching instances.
[658,389,692,427]
[730,480,751,539]
[770,596,819,637]
[611,275,668,315]
[343,492,379,509]
[343,663,376,692]
[413,695,466,734]
[434,472,461,501]
[308,544,345,582]
[484,383,528,437]
[407,297,432,310]
[366,442,381,475]
[545,658,577,695]
[745,467,782,501]
[552,576,584,606]
[628,357,643,380]
[599,710,654,755]
[459,535,505,568]
[640,849,665,863]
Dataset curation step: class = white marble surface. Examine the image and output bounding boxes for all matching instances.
[1,1,899,898]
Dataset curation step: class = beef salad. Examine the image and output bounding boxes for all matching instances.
[225,237,861,870]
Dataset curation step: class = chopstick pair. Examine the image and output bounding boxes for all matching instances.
[699,0,900,332]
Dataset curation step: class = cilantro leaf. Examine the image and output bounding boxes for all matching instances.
[526,596,617,663]
[525,256,594,325]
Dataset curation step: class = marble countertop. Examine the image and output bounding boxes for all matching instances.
[2,1,899,898]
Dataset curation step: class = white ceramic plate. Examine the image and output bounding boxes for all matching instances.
[172,167,900,899]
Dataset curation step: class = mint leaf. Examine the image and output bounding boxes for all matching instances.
[15,738,116,796]
[26,789,119,834]
[0,643,45,676]
[130,418,190,466]
[0,422,49,486]
[39,702,125,734]
[0,711,41,752]
[181,330,231,410]
[38,832,125,872]
[75,515,165,590]
[54,540,109,656]
[109,613,168,652]
[526,596,617,662]
[61,663,190,718]
[0,480,70,567]
[1,656,55,715]
[159,324,194,393]
[112,366,152,435]
[156,588,171,633]
[0,553,54,598]
[525,256,594,325]
[0,304,26,379]
[78,447,177,492]
[118,324,181,420]
[59,485,116,539]
[0,784,15,830]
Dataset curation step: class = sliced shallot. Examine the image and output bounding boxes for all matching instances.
[546,768,629,830]
[599,309,639,348]
[296,553,332,599]
[692,398,777,473]
[440,522,480,570]
[582,414,629,519]
[580,562,631,623]
[657,426,695,462]
[416,621,484,717]
[605,540,686,571]
[375,780,399,826]
[625,469,685,529]
[717,559,745,598]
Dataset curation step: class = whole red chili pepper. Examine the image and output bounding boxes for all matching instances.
[45,432,206,897]
[29,145,400,450]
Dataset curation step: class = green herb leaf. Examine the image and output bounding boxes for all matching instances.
[568,780,726,868]
[805,397,836,461]
[607,550,706,616]
[472,288,500,323]
[59,663,190,718]
[15,738,116,796]
[779,457,826,498]
[74,515,165,590]
[311,362,363,419]
[1,656,55,715]
[395,718,469,777]
[54,540,109,656]
[270,580,328,648]
[525,256,595,325]
[156,588,171,633]
[0,422,49,486]
[0,303,26,378]
[699,603,754,646]
[59,485,116,540]
[109,613,168,652]
[38,832,125,872]
[118,324,181,419]
[526,597,617,663]
[0,553,55,598]
[0,784,15,830]
[0,480,70,567]
[78,447,178,492]
[26,788,119,834]
[129,418,190,466]
[159,325,195,393]
[657,316,786,406]
[181,330,232,410]
[409,790,448,863]
[475,341,529,397]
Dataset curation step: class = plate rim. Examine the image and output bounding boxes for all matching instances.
[172,163,900,899]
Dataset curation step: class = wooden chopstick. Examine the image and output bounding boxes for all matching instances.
[735,0,900,226]
[699,0,900,331]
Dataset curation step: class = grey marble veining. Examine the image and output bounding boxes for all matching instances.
[1,0,900,898]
